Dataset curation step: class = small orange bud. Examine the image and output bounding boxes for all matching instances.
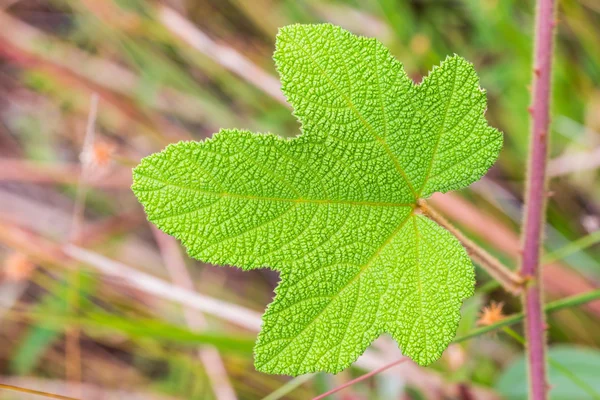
[478,301,505,326]
[3,252,35,281]
[92,142,116,166]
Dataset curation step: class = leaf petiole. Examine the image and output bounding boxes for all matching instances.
[417,200,525,295]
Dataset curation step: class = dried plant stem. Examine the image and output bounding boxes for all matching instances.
[65,93,99,394]
[61,244,264,331]
[152,228,238,400]
[520,0,556,398]
[418,200,524,294]
[158,6,287,106]
[69,93,99,243]
[0,383,78,400]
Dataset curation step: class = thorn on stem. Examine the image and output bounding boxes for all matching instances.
[543,322,550,330]
[527,106,534,115]
[546,190,555,198]
[534,68,541,77]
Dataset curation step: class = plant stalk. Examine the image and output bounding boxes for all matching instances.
[453,289,600,343]
[521,0,556,398]
[417,200,524,294]
[0,384,78,400]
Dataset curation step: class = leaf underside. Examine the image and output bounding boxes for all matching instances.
[132,24,502,375]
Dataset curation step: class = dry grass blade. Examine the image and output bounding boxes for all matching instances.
[158,6,287,105]
[62,244,263,331]
[0,383,79,400]
[548,145,600,176]
[0,159,131,188]
[152,228,238,400]
[64,93,99,395]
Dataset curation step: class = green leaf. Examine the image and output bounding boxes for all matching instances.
[496,346,600,400]
[132,23,502,375]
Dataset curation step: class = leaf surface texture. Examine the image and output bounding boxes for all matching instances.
[133,24,502,375]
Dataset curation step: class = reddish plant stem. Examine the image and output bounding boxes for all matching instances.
[312,358,407,400]
[521,0,556,399]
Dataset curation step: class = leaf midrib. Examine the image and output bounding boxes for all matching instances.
[257,214,415,370]
[135,172,414,208]
[280,29,418,200]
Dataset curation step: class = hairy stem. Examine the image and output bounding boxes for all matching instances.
[503,327,600,399]
[417,200,524,294]
[521,0,556,398]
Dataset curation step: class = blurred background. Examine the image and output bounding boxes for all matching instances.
[0,0,599,399]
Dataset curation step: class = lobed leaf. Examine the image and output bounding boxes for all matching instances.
[132,23,502,375]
